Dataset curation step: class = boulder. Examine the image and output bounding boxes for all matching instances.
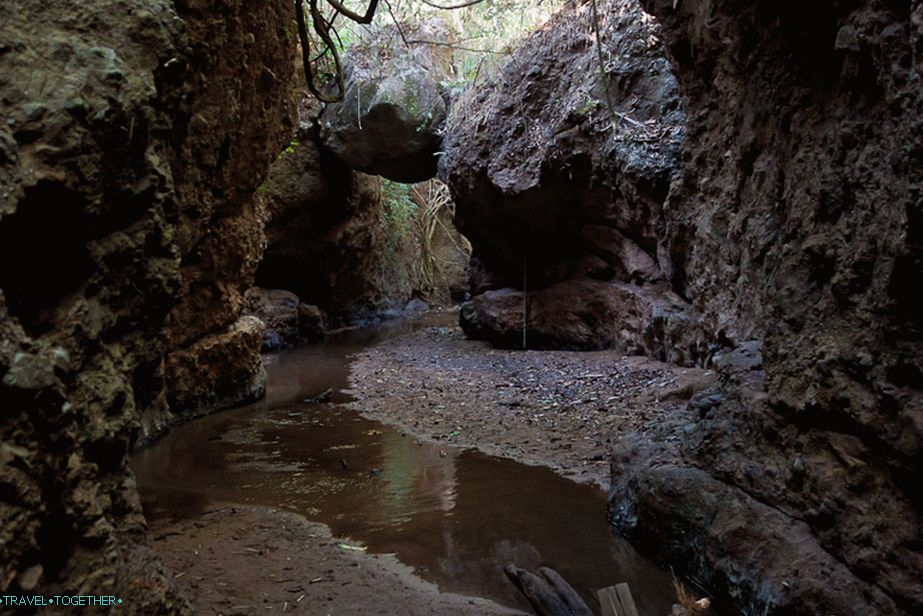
[164,316,267,420]
[443,0,689,354]
[243,287,327,350]
[320,21,454,182]
[244,288,300,351]
[297,302,327,342]
[460,278,702,362]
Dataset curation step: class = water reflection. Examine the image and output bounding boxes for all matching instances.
[132,315,676,614]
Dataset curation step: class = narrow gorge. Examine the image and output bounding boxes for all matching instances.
[0,0,920,614]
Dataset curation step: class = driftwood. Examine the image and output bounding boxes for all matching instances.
[503,564,593,616]
[597,583,639,616]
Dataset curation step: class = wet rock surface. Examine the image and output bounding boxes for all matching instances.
[443,0,689,354]
[320,21,454,182]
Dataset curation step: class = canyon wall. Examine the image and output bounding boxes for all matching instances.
[0,0,294,608]
[444,0,922,613]
[154,0,295,438]
[611,1,922,613]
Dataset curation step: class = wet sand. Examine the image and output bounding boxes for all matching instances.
[347,318,715,488]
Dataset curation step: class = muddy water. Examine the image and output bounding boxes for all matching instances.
[132,313,677,615]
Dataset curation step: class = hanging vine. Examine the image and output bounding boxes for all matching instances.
[294,0,493,103]
[295,0,380,102]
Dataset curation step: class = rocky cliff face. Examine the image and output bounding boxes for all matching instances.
[155,0,295,437]
[0,0,293,608]
[442,0,701,359]
[611,1,922,614]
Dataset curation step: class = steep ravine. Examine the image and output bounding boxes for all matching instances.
[2,0,920,614]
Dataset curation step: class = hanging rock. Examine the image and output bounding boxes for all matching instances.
[320,21,454,182]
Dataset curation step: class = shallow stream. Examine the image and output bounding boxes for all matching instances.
[132,313,677,615]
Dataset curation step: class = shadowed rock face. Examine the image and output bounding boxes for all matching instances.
[243,288,326,351]
[320,21,454,183]
[607,1,922,614]
[155,0,296,439]
[257,100,470,327]
[0,0,294,609]
[441,0,694,356]
[255,117,420,325]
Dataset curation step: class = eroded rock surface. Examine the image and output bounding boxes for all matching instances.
[445,0,922,613]
[442,0,692,355]
[157,0,295,435]
[606,1,923,614]
[0,0,294,608]
[320,21,454,182]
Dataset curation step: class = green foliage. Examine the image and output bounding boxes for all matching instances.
[416,109,435,132]
[277,139,300,160]
[574,98,598,117]
[380,179,417,239]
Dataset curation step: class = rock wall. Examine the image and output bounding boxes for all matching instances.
[154,0,295,438]
[608,1,922,614]
[0,0,293,608]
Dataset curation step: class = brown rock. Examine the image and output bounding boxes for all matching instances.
[606,2,923,612]
[320,21,454,182]
[160,0,296,431]
[257,111,469,325]
[0,0,294,608]
[242,288,328,350]
[297,302,327,342]
[460,278,701,363]
[164,316,267,423]
[244,288,301,351]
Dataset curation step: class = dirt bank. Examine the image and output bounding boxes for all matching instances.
[347,313,716,488]
[148,504,524,616]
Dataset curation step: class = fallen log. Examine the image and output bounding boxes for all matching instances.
[503,564,593,616]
